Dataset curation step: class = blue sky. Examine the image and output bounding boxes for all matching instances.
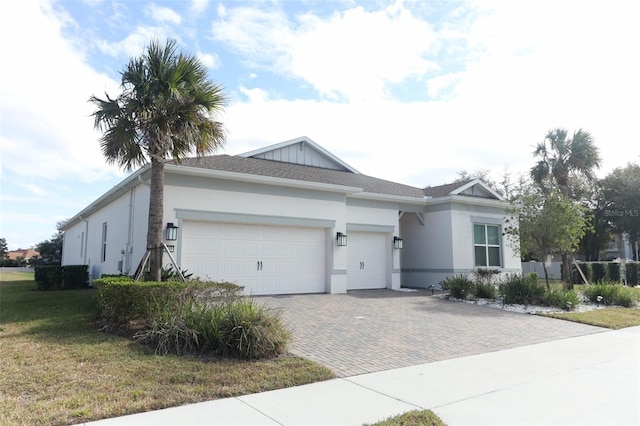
[1,0,639,250]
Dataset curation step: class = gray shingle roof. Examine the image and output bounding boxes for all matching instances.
[423,179,474,198]
[173,155,427,198]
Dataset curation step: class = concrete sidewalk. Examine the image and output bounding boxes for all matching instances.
[84,326,640,426]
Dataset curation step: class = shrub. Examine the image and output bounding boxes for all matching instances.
[440,274,474,299]
[498,273,546,305]
[34,266,64,290]
[581,282,638,308]
[608,263,621,283]
[161,265,193,281]
[62,265,89,289]
[134,310,200,356]
[95,277,285,359]
[472,268,501,285]
[591,263,607,283]
[474,282,498,299]
[216,298,290,359]
[543,288,581,310]
[624,262,639,286]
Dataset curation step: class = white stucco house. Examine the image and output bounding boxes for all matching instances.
[60,137,521,295]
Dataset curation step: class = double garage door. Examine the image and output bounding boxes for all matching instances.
[181,221,389,295]
[181,221,326,295]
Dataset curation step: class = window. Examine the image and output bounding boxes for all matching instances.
[474,224,501,267]
[101,223,108,262]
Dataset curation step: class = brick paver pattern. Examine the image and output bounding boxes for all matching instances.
[257,290,605,377]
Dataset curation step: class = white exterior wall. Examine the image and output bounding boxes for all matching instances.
[61,184,149,279]
[163,174,349,293]
[401,199,521,289]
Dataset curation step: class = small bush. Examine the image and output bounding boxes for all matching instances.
[440,274,474,299]
[581,282,638,308]
[543,288,581,310]
[624,262,639,286]
[134,312,200,356]
[608,263,621,283]
[474,282,498,299]
[592,263,607,283]
[161,265,193,282]
[499,273,546,305]
[62,265,89,289]
[34,266,64,290]
[216,298,290,359]
[473,268,501,285]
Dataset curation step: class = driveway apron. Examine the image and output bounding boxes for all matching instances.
[257,290,605,377]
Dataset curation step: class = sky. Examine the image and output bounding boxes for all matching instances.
[1,0,639,251]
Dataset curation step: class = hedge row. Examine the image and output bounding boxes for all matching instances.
[34,265,89,290]
[93,278,290,359]
[93,277,242,324]
[568,262,639,286]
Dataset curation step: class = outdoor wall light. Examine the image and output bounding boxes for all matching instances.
[165,222,179,241]
[393,236,404,249]
[166,245,175,253]
[336,232,348,246]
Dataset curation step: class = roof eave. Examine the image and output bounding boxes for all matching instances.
[59,166,150,231]
[167,163,363,195]
[425,194,509,208]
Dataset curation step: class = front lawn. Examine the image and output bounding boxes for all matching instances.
[541,307,640,329]
[0,272,335,425]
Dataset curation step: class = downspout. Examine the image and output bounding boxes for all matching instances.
[125,188,135,274]
[79,215,89,265]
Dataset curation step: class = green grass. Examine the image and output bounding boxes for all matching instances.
[0,272,335,425]
[365,409,446,426]
[541,307,640,329]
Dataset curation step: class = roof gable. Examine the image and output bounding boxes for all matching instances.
[240,136,359,173]
[424,179,503,200]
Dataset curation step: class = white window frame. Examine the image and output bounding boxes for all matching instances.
[473,223,502,268]
[101,222,108,263]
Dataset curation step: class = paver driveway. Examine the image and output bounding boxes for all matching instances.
[258,289,605,377]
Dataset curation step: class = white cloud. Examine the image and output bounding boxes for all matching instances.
[146,3,182,25]
[190,0,209,15]
[96,26,168,57]
[197,51,220,69]
[0,0,122,182]
[213,1,441,102]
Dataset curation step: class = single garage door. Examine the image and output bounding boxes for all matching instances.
[181,221,326,295]
[347,231,388,290]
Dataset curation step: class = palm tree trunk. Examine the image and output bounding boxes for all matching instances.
[145,157,164,281]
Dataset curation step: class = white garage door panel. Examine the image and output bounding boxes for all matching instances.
[348,232,388,290]
[181,221,326,295]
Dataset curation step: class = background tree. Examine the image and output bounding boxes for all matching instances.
[454,165,519,200]
[505,184,587,288]
[601,163,640,260]
[531,128,601,196]
[35,230,64,265]
[530,128,601,284]
[0,238,8,259]
[90,38,227,281]
[575,181,612,261]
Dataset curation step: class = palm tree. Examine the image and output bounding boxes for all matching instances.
[531,128,601,196]
[530,128,601,286]
[90,38,227,281]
